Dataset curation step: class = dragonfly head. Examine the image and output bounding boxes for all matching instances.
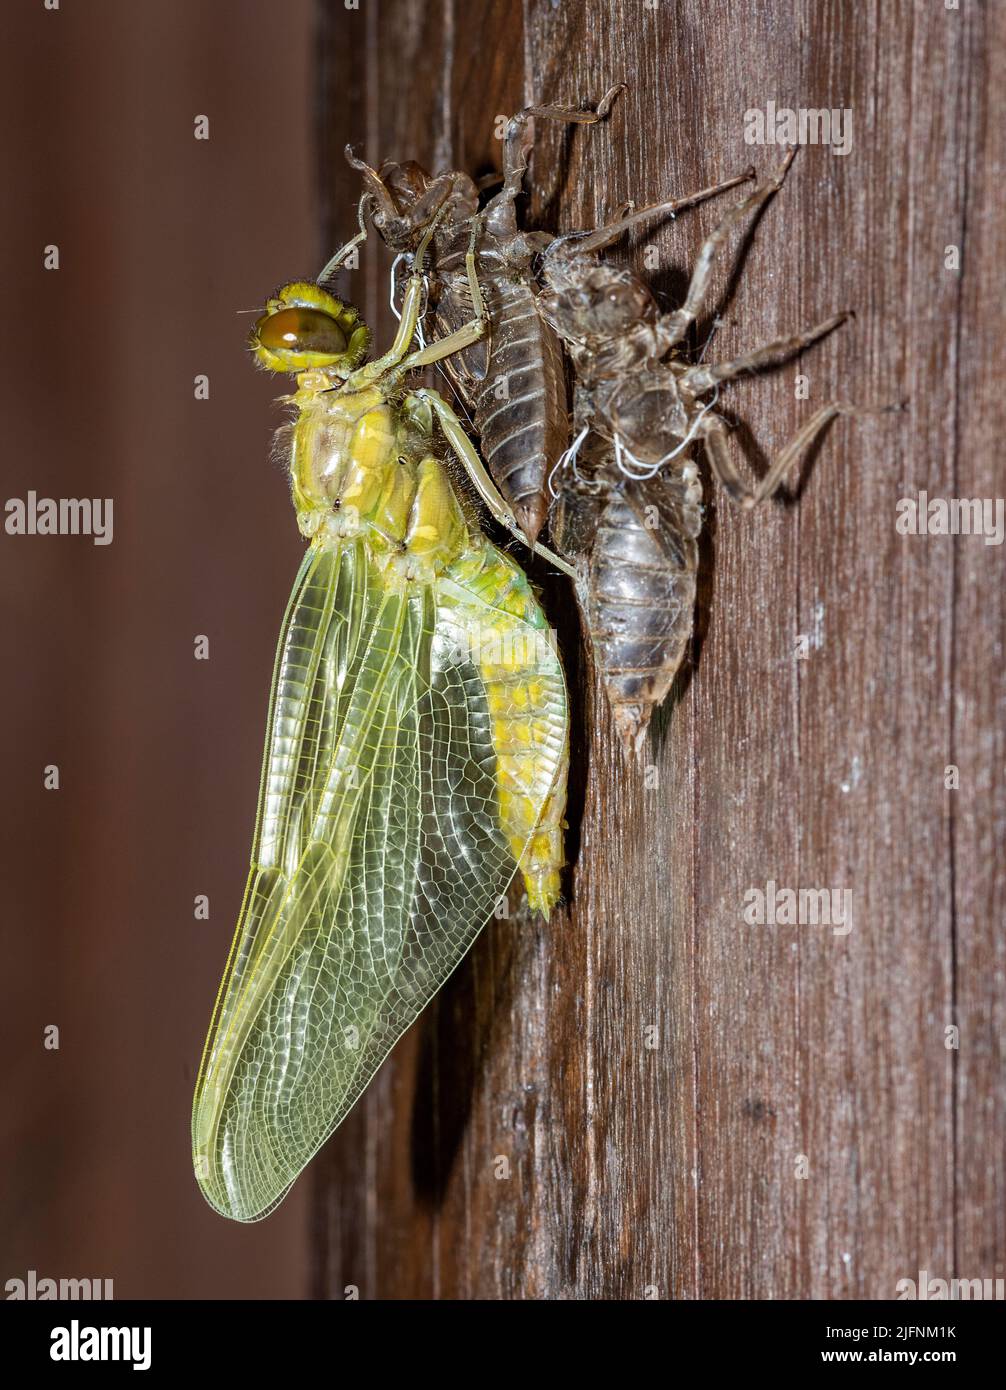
[346,148,479,253]
[251,282,371,375]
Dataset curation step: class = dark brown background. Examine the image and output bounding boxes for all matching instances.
[2,0,316,1298]
[3,0,1002,1301]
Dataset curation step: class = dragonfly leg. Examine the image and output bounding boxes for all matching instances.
[394,218,490,374]
[316,192,371,285]
[699,400,904,509]
[348,206,455,387]
[682,311,850,394]
[566,168,755,257]
[412,388,578,579]
[484,85,625,227]
[395,308,485,372]
[660,149,799,350]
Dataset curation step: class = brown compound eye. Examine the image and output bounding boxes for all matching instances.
[257,307,347,356]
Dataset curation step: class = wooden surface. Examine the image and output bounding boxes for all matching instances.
[312,0,1003,1299]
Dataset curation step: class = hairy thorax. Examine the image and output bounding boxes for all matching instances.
[285,377,467,583]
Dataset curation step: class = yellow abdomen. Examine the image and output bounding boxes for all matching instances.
[449,546,569,917]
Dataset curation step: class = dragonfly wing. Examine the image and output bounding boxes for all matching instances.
[192,537,565,1221]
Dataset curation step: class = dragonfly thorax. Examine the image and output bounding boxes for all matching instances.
[286,383,468,582]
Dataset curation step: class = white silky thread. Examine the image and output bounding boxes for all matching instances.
[548,425,590,497]
[612,385,720,482]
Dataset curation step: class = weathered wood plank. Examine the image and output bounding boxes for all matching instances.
[952,0,1005,1287]
[315,0,1002,1300]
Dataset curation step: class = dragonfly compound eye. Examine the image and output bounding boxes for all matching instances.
[252,282,371,373]
[257,307,348,356]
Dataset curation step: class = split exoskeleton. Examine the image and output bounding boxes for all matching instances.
[538,148,898,756]
[347,86,625,542]
[351,106,897,759]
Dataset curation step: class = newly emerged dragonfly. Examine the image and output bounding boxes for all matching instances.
[192,209,571,1222]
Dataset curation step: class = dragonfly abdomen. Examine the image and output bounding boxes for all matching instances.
[586,467,702,759]
[469,278,568,544]
[445,545,569,915]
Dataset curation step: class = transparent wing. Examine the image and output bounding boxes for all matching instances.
[192,537,566,1221]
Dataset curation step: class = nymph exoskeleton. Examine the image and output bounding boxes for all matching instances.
[192,207,570,1222]
[346,87,626,542]
[538,150,899,757]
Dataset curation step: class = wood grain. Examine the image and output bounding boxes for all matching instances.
[313,0,1003,1299]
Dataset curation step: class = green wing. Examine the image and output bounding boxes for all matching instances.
[192,536,566,1221]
